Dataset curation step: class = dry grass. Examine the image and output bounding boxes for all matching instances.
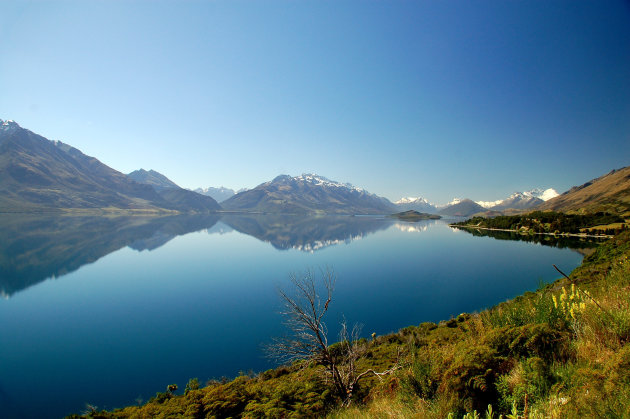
[329,396,432,419]
[327,242,630,419]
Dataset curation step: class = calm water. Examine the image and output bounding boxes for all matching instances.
[0,214,588,418]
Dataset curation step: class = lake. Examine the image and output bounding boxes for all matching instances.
[0,213,591,418]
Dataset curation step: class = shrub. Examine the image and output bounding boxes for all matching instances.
[185,378,200,395]
[440,343,500,413]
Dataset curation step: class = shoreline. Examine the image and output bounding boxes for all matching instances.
[449,224,614,239]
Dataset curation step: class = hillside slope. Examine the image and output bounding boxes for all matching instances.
[537,166,630,215]
[0,120,170,211]
[0,120,221,213]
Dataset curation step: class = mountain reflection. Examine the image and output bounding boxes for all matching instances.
[0,214,220,297]
[0,213,600,298]
[393,220,439,233]
[0,214,396,297]
[221,214,393,252]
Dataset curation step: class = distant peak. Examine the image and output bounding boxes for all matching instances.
[0,119,20,132]
[395,196,430,205]
[271,174,292,182]
[295,173,364,192]
[520,188,559,201]
[539,188,559,201]
[476,198,504,208]
[268,173,365,192]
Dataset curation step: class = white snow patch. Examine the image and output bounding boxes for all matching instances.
[476,199,504,208]
[395,196,430,205]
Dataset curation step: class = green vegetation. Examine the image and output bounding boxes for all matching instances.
[69,231,630,418]
[460,228,602,250]
[453,210,626,236]
[389,210,442,221]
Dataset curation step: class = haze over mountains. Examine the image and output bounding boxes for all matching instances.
[193,186,236,203]
[2,119,625,217]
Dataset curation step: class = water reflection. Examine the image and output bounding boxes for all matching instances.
[0,214,588,419]
[0,214,220,297]
[451,226,603,249]
[393,220,439,233]
[221,214,392,252]
[0,214,394,297]
[0,214,599,298]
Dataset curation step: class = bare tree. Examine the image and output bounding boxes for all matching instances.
[268,268,400,406]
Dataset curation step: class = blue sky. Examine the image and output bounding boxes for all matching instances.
[1,0,628,204]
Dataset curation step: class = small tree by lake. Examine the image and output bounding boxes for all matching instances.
[268,268,400,407]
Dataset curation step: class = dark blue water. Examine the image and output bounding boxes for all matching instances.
[0,214,587,418]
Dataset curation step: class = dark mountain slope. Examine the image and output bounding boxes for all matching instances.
[490,194,544,211]
[157,187,222,212]
[0,120,221,213]
[0,120,169,211]
[127,168,222,212]
[438,199,485,217]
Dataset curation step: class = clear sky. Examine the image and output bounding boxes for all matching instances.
[1,1,628,205]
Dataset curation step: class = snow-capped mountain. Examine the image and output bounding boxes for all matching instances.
[525,188,559,201]
[435,188,559,217]
[445,198,462,207]
[222,173,395,215]
[293,173,366,192]
[194,186,236,203]
[476,199,504,209]
[474,188,560,211]
[394,196,438,213]
[0,119,20,132]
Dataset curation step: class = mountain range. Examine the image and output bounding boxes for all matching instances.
[392,188,559,217]
[1,119,626,217]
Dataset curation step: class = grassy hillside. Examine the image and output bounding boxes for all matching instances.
[537,166,630,216]
[69,230,630,418]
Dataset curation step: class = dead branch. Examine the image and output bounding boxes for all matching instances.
[268,268,402,407]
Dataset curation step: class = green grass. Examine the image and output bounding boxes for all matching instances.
[68,231,630,419]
